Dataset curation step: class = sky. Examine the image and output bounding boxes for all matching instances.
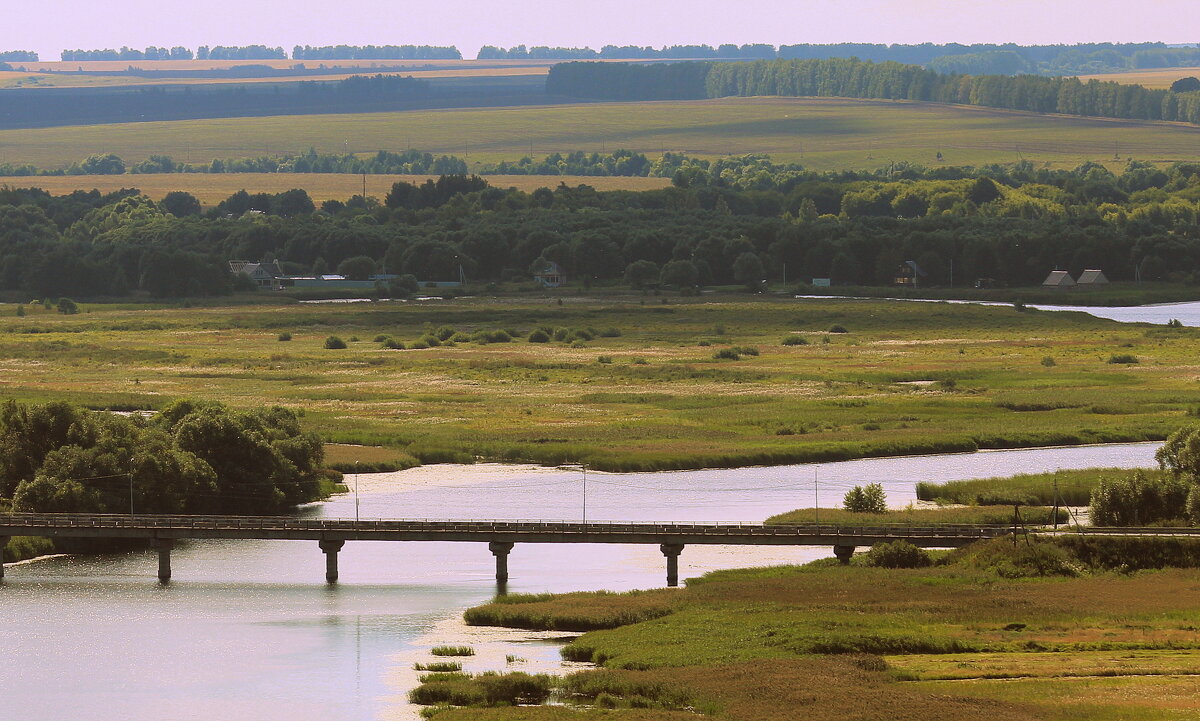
[3,0,1198,60]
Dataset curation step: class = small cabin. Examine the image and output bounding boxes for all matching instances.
[894,260,927,287]
[230,260,282,290]
[533,261,567,288]
[1041,270,1076,289]
[1077,269,1109,285]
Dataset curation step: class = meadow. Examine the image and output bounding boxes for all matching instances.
[0,295,1194,472]
[4,97,1200,172]
[445,543,1200,721]
[0,173,670,204]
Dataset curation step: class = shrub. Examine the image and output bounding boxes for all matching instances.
[733,346,760,356]
[570,328,594,342]
[1089,470,1192,526]
[277,332,292,342]
[324,336,347,349]
[373,334,388,343]
[697,340,711,347]
[57,298,79,315]
[434,326,456,341]
[1040,356,1055,366]
[486,330,512,343]
[782,336,808,346]
[409,339,429,350]
[382,338,405,350]
[1168,318,1184,328]
[527,329,550,343]
[349,336,359,342]
[15,305,25,317]
[597,355,614,364]
[843,483,887,513]
[828,324,848,333]
[712,348,740,360]
[1108,353,1138,364]
[866,540,932,568]
[599,327,622,337]
[552,327,570,341]
[956,538,1078,578]
[419,334,441,347]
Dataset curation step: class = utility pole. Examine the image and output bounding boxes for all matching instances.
[582,464,587,525]
[1052,478,1060,533]
[354,461,360,523]
[129,458,135,516]
[814,467,819,526]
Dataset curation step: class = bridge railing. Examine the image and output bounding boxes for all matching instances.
[0,512,1014,538]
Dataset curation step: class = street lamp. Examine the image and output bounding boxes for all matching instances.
[354,460,360,523]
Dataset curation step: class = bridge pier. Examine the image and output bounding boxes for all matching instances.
[660,543,684,587]
[319,540,345,584]
[153,539,173,582]
[489,541,514,583]
[833,545,856,565]
[0,535,8,579]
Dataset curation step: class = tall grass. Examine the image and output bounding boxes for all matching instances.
[915,468,1164,506]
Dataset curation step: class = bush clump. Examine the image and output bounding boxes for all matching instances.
[866,540,932,568]
[712,348,740,360]
[1108,353,1138,364]
[277,332,292,342]
[323,336,347,349]
[782,336,808,346]
[408,671,552,707]
[381,338,405,350]
[828,324,848,333]
[527,329,550,343]
[1089,470,1192,526]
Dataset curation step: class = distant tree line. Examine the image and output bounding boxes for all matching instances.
[197,45,287,60]
[1,400,327,517]
[61,46,195,61]
[547,58,1200,125]
[0,50,38,61]
[3,159,1200,299]
[478,42,1200,75]
[293,45,461,60]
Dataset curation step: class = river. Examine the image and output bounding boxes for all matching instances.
[1,442,1160,721]
[797,296,1200,326]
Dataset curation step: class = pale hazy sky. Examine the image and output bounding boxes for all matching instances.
[4,0,1198,60]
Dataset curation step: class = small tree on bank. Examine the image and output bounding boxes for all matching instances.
[844,483,887,513]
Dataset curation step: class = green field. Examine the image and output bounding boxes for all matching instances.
[445,542,1200,721]
[4,97,1200,172]
[0,295,1193,471]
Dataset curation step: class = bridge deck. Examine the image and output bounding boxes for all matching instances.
[0,513,1013,546]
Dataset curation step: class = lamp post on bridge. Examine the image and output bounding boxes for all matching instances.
[354,461,360,524]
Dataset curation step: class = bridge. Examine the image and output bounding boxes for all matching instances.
[0,513,1026,586]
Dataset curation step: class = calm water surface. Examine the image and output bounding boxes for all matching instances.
[1,442,1159,721]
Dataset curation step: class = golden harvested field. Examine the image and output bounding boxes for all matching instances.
[1077,67,1200,89]
[3,97,1200,172]
[0,65,548,89]
[0,173,670,203]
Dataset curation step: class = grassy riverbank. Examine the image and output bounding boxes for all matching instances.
[446,538,1200,720]
[0,295,1192,471]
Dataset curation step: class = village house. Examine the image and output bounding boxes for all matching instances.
[533,260,567,288]
[1041,270,1076,289]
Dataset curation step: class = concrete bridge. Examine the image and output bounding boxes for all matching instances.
[0,513,1017,586]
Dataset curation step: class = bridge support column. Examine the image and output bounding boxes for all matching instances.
[320,540,345,584]
[489,542,514,583]
[0,536,8,579]
[153,539,173,582]
[833,545,856,565]
[660,544,684,587]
